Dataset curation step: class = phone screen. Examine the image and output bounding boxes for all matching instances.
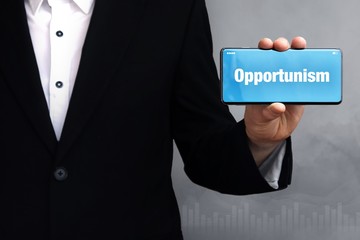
[221,48,342,104]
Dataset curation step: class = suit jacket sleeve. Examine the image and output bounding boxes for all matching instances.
[172,0,292,195]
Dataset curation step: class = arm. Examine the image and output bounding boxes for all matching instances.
[173,0,303,195]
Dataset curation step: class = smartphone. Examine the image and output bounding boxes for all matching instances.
[220,48,342,104]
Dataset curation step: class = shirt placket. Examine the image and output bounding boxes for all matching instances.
[49,1,71,140]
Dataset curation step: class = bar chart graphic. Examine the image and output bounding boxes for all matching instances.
[181,201,360,239]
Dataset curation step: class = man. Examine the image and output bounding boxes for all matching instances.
[0,0,306,239]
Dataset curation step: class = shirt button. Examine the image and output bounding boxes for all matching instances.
[54,167,68,181]
[55,81,63,88]
[56,31,64,37]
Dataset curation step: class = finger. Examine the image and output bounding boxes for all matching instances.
[291,36,307,49]
[262,102,286,121]
[284,104,305,121]
[273,37,290,52]
[258,38,273,49]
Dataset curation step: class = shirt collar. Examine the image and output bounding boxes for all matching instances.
[73,0,95,14]
[28,0,43,15]
[28,0,95,15]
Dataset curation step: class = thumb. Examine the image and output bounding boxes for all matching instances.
[262,103,286,121]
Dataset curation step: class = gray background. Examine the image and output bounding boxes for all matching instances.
[171,0,360,239]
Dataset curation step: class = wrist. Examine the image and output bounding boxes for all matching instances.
[248,138,283,167]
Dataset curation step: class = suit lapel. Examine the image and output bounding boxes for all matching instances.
[0,1,58,155]
[57,0,147,159]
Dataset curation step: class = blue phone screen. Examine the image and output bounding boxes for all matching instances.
[221,48,342,104]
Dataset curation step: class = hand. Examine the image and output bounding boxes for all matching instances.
[245,36,306,166]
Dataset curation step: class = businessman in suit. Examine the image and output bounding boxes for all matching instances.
[0,0,306,239]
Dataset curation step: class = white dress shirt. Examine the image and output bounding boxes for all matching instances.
[25,0,95,140]
[24,0,284,188]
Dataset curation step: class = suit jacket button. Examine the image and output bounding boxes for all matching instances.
[54,167,68,181]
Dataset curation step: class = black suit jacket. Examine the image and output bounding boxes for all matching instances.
[0,0,292,239]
